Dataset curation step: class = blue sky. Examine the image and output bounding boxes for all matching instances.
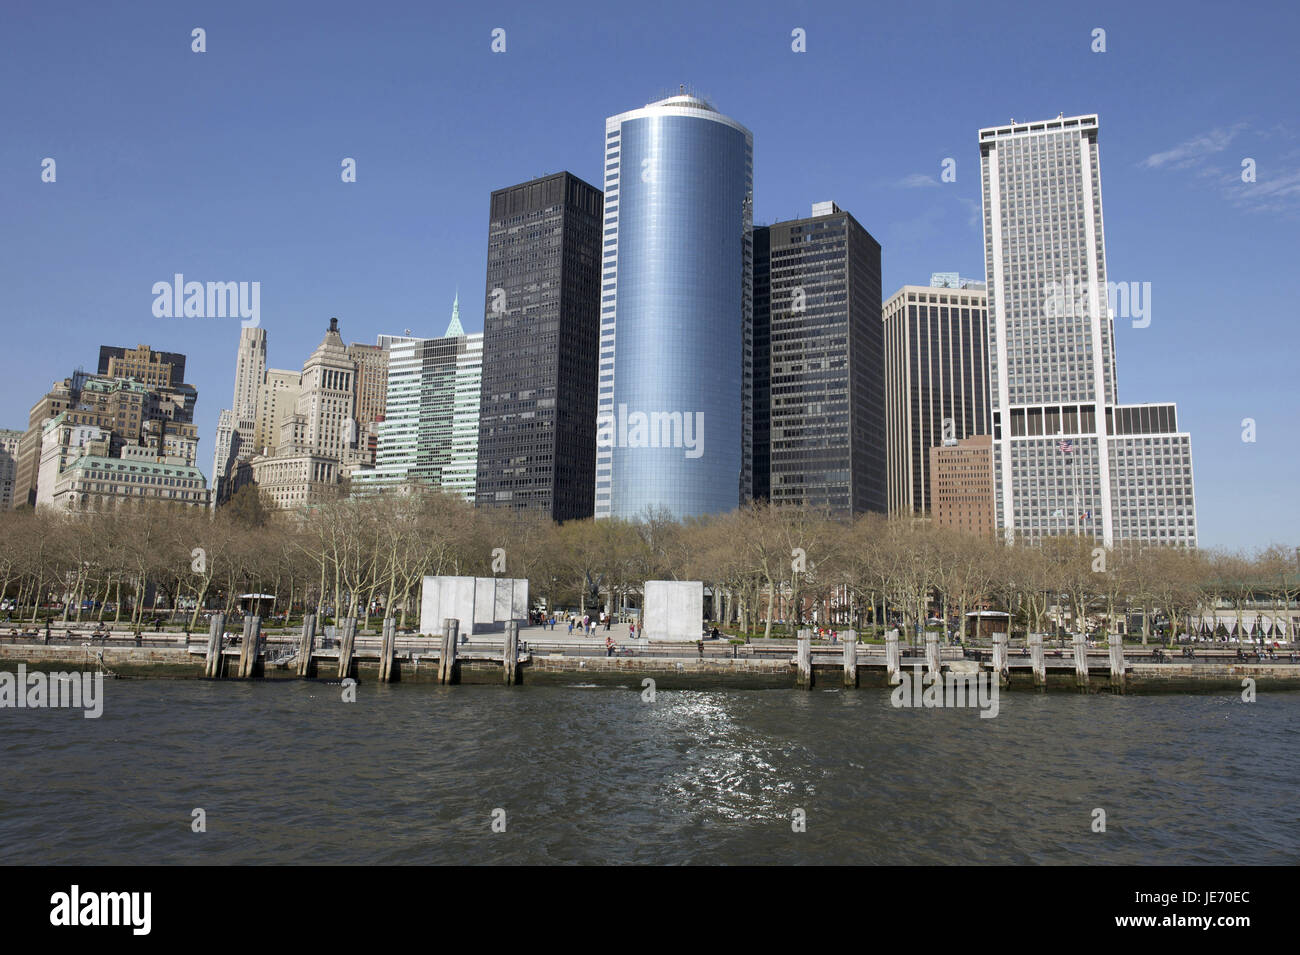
[2,0,1296,550]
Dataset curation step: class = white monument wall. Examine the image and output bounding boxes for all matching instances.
[642,580,703,641]
[420,576,529,636]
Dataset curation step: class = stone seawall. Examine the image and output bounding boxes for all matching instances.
[1126,662,1298,691]
[525,655,794,689]
[2,643,1296,692]
[0,644,202,679]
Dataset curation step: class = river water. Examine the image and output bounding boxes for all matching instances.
[1,680,1296,864]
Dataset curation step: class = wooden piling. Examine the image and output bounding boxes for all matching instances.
[992,632,1009,687]
[204,612,226,678]
[1072,634,1089,688]
[1108,635,1125,691]
[1028,633,1046,686]
[438,617,459,685]
[237,616,262,678]
[795,628,813,689]
[885,629,901,684]
[295,614,316,678]
[504,620,519,686]
[378,617,397,683]
[337,617,356,681]
[842,629,857,688]
[925,632,941,675]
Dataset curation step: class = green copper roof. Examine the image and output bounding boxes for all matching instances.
[65,454,207,481]
[444,290,464,338]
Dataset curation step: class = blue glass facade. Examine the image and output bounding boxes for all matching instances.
[598,102,752,520]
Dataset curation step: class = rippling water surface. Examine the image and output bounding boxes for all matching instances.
[2,680,1296,864]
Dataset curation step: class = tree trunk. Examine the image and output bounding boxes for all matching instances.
[763,575,775,640]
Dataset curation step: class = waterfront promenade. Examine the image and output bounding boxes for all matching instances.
[2,617,1297,692]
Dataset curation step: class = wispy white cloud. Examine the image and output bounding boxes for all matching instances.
[1230,167,1300,216]
[1140,124,1246,170]
[1142,122,1300,217]
[897,172,939,188]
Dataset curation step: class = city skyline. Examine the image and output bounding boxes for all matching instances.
[2,1,1297,547]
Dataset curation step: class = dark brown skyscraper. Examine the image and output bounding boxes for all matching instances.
[476,172,603,520]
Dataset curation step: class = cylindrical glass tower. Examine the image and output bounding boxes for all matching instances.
[594,94,753,520]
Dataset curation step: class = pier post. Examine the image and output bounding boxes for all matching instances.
[795,628,813,690]
[296,614,317,678]
[1072,634,1089,688]
[842,629,857,688]
[992,632,1009,687]
[504,620,519,685]
[438,618,460,685]
[337,617,356,681]
[885,629,901,684]
[925,632,941,675]
[204,612,226,678]
[378,617,397,683]
[1028,633,1046,687]
[1108,635,1125,691]
[237,616,262,678]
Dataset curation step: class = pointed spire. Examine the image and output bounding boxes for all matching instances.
[444,289,464,338]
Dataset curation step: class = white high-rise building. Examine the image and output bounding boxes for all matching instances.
[354,300,481,500]
[232,327,267,418]
[212,327,267,503]
[446,324,482,501]
[980,114,1197,547]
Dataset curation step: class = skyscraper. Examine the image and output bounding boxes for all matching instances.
[447,321,483,502]
[354,303,483,501]
[295,317,357,463]
[347,340,389,466]
[248,318,359,509]
[883,282,990,516]
[980,114,1197,546]
[229,328,267,418]
[254,368,301,457]
[752,226,772,503]
[594,93,753,521]
[754,202,885,517]
[212,327,267,501]
[0,429,20,510]
[476,172,603,519]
